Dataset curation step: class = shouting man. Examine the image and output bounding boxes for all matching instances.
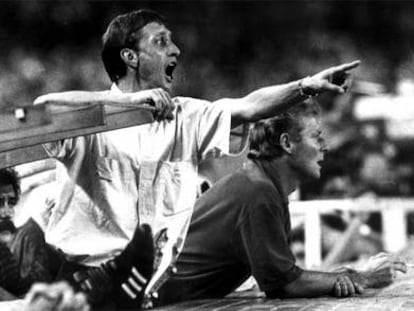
[158,99,406,305]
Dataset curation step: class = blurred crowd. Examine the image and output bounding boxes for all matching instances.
[2,1,414,106]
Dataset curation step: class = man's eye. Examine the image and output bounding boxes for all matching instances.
[155,37,168,47]
[0,197,17,206]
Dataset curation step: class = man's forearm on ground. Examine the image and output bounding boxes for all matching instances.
[274,270,338,298]
[269,269,366,298]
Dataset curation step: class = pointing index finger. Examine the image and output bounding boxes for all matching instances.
[334,60,361,72]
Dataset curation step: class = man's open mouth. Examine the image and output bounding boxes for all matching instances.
[165,61,177,82]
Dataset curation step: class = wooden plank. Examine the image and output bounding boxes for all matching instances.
[0,145,48,168]
[0,104,105,152]
[0,103,154,152]
[0,102,154,167]
[0,105,51,132]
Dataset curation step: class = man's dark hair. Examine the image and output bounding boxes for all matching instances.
[0,168,21,201]
[102,9,166,82]
[249,98,321,160]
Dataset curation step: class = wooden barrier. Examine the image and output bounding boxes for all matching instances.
[290,197,414,268]
[0,102,154,168]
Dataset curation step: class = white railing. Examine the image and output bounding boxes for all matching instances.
[290,197,414,268]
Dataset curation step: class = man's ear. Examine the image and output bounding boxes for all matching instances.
[120,48,139,69]
[279,133,294,155]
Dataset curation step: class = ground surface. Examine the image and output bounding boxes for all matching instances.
[153,274,414,311]
[153,244,414,311]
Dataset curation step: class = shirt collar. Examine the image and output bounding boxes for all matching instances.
[250,158,289,205]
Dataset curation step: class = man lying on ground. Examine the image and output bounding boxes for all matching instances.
[158,98,406,305]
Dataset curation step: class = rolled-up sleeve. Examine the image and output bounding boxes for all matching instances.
[238,186,302,292]
[196,102,232,162]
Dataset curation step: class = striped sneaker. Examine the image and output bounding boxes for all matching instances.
[73,224,154,309]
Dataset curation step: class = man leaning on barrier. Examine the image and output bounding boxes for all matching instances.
[158,99,407,305]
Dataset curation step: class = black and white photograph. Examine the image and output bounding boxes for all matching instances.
[1,1,414,310]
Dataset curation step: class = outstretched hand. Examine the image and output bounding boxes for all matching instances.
[361,252,407,288]
[302,60,361,95]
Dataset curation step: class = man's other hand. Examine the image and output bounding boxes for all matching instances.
[301,60,361,95]
[360,252,407,288]
[130,88,175,121]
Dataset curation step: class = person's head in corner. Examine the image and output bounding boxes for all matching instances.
[249,98,328,180]
[0,168,20,239]
[102,9,181,92]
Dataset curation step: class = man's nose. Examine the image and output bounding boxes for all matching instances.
[170,42,180,58]
[0,208,8,218]
[320,139,329,153]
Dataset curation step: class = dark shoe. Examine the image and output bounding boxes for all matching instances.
[73,224,154,309]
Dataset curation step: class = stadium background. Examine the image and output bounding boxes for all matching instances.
[2,1,414,200]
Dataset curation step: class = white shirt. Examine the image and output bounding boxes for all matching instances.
[43,85,233,278]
